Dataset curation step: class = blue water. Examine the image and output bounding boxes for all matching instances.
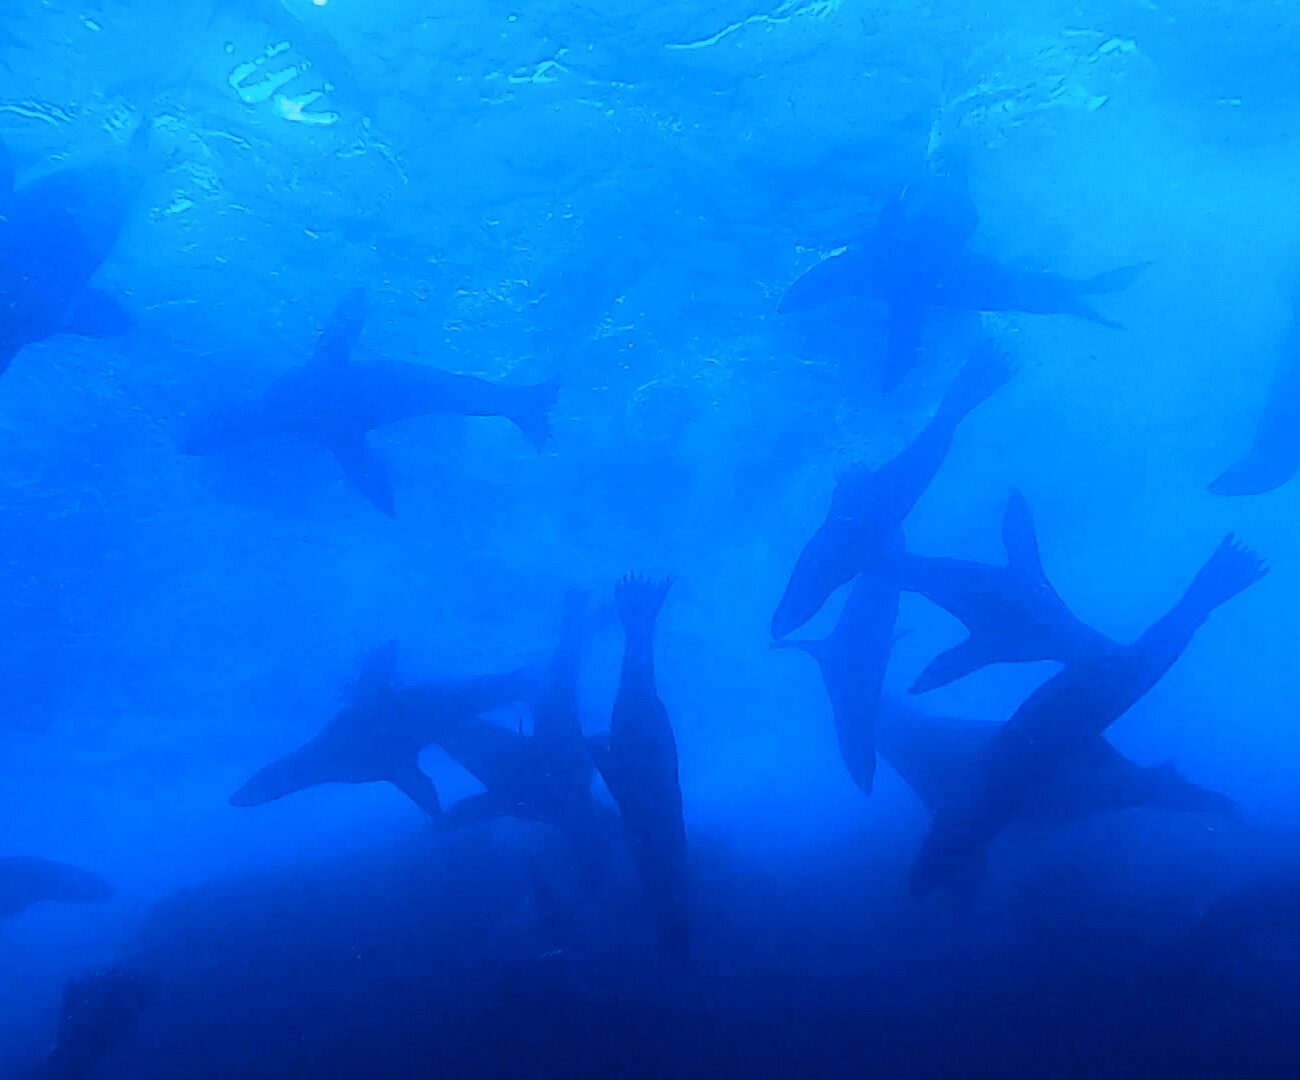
[2,1,1300,1076]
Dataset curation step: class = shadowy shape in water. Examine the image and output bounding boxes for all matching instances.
[229,641,538,821]
[0,120,152,375]
[780,145,1146,388]
[898,490,1114,693]
[589,575,690,963]
[911,535,1268,897]
[771,343,1013,639]
[0,856,113,920]
[1210,275,1300,496]
[773,568,901,795]
[183,288,558,516]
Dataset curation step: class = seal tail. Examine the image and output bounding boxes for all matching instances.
[508,379,560,453]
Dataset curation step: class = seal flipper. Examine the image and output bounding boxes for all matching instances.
[352,639,400,701]
[328,434,396,516]
[909,637,987,695]
[229,736,339,807]
[62,288,134,339]
[1000,489,1047,584]
[313,287,368,365]
[882,301,924,391]
[445,791,508,828]
[586,734,623,806]
[388,761,444,821]
[506,379,560,453]
[1077,261,1151,297]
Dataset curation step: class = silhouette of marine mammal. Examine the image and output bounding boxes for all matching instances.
[228,642,539,821]
[436,591,616,855]
[589,575,690,962]
[0,121,150,375]
[771,343,1013,639]
[877,699,1237,830]
[0,856,113,920]
[774,569,901,795]
[1210,276,1300,496]
[183,288,558,515]
[898,490,1114,693]
[779,147,1146,387]
[911,535,1268,896]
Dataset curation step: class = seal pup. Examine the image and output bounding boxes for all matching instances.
[771,342,1013,639]
[911,535,1268,896]
[0,856,113,920]
[183,288,558,515]
[898,490,1114,693]
[588,575,689,962]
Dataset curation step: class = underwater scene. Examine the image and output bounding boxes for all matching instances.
[2,0,1299,1076]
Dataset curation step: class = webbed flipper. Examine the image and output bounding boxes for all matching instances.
[1001,489,1047,584]
[328,434,396,517]
[63,288,133,339]
[313,287,367,364]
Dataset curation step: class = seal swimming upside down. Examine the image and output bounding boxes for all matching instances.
[589,575,690,963]
[911,534,1268,897]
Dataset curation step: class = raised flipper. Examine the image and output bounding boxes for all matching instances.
[388,761,444,822]
[328,434,396,516]
[909,637,988,695]
[314,287,368,364]
[62,288,133,339]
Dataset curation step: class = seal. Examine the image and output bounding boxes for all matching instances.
[182,288,558,515]
[911,534,1268,897]
[771,343,1013,639]
[0,855,113,920]
[773,568,901,795]
[0,120,151,375]
[228,641,538,821]
[779,145,1146,387]
[588,575,689,962]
